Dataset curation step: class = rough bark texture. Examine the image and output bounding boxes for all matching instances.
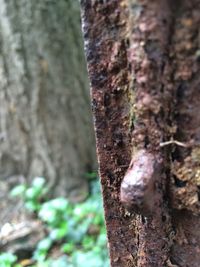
[127,1,174,266]
[169,1,200,266]
[0,0,96,201]
[81,0,200,266]
[81,1,136,266]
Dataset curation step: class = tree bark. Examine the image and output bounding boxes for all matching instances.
[81,0,200,266]
[0,0,96,199]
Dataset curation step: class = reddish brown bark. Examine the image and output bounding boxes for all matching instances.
[81,0,200,266]
[169,1,200,266]
[81,2,137,266]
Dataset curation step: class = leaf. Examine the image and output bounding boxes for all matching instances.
[38,205,57,225]
[0,252,17,266]
[32,177,46,189]
[25,188,38,199]
[49,198,68,211]
[61,243,75,254]
[72,251,104,267]
[49,226,68,241]
[37,238,52,251]
[96,233,107,247]
[10,185,26,197]
[25,201,40,212]
[82,236,95,250]
[49,256,70,267]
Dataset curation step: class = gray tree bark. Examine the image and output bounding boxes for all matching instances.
[0,0,96,200]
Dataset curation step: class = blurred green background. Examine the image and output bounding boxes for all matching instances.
[0,176,109,267]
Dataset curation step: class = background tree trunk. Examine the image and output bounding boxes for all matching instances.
[81,0,200,266]
[0,0,96,200]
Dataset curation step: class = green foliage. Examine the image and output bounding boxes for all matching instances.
[10,177,47,212]
[0,253,21,267]
[2,177,109,267]
[84,171,98,180]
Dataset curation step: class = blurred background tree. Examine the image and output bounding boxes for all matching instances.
[0,0,96,203]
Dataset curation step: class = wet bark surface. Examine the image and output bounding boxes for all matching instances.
[81,0,200,266]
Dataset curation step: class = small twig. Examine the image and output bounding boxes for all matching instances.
[160,140,188,148]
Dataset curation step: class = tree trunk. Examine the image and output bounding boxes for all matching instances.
[0,0,96,200]
[81,0,200,266]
